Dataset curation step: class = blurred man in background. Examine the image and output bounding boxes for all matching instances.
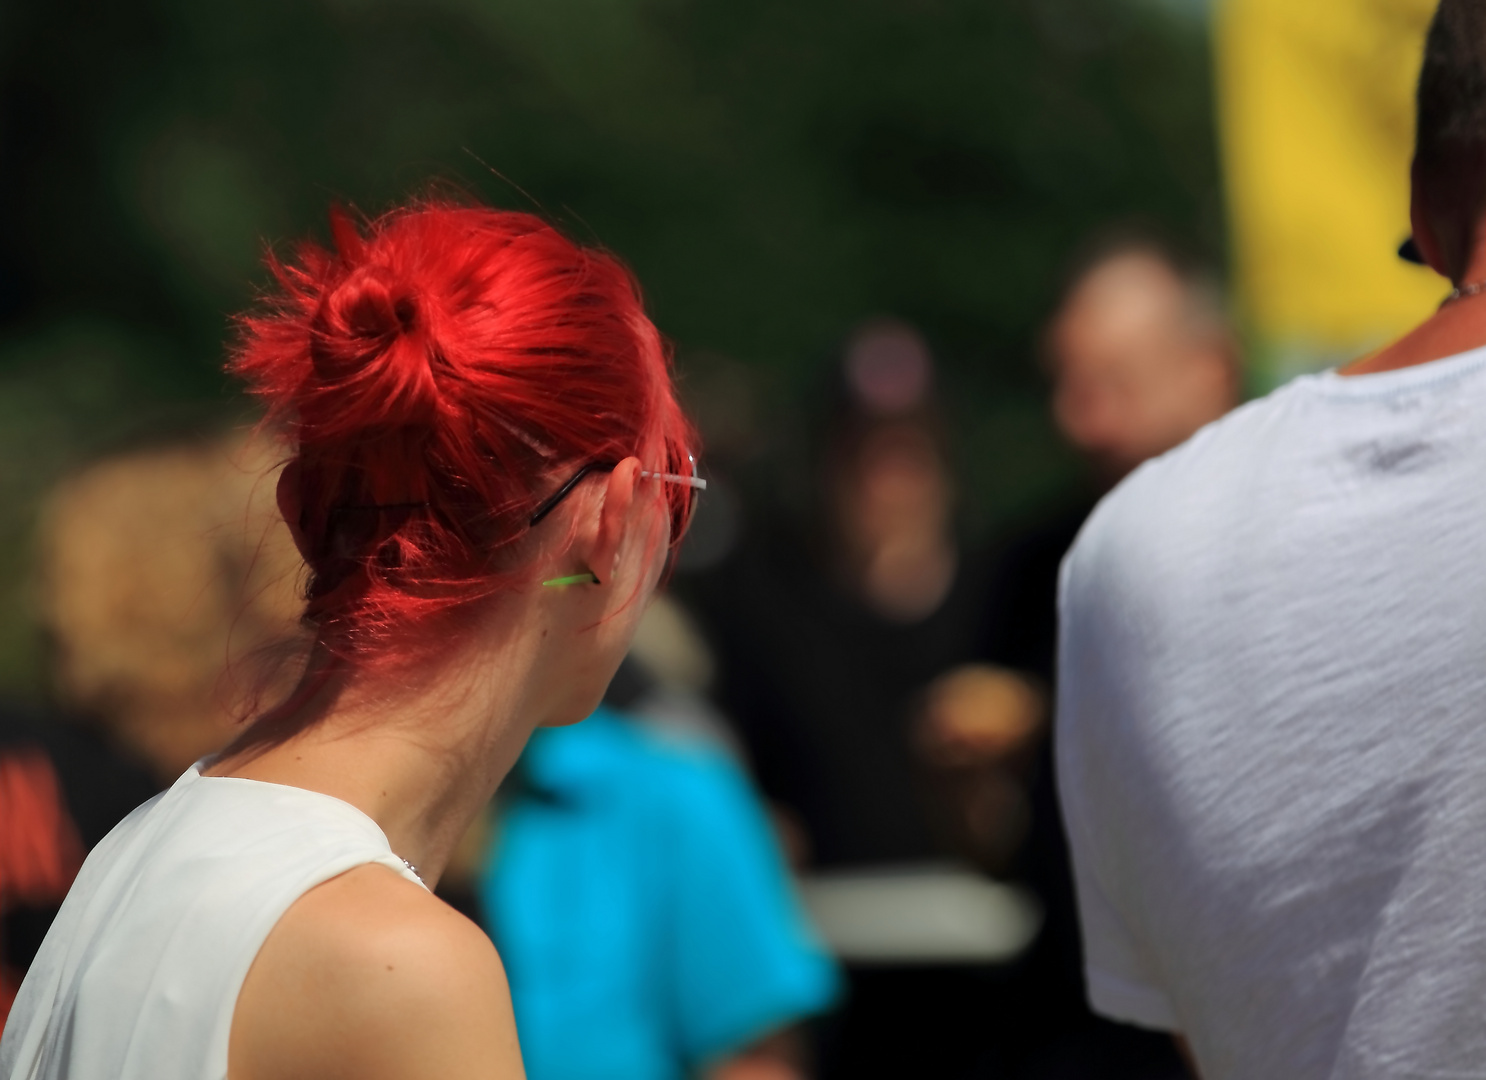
[691,321,990,876]
[950,238,1239,1077]
[685,322,1038,1079]
[980,238,1241,687]
[1059,3,1486,1074]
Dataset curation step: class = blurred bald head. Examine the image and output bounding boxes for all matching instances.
[1048,245,1240,483]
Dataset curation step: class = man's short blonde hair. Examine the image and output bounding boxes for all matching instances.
[36,431,304,778]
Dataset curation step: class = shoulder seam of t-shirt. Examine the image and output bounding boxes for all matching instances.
[1085,964,1179,1033]
[1304,343,1486,401]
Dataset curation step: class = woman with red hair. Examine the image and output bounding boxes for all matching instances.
[0,200,699,1080]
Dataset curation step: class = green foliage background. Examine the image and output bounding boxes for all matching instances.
[0,0,1220,695]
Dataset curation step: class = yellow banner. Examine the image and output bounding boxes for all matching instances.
[1217,0,1448,383]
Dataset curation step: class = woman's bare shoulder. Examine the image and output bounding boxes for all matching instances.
[229,863,524,1080]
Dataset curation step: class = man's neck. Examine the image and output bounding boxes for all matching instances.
[1342,258,1486,376]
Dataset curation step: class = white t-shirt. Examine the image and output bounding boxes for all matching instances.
[0,764,425,1080]
[1057,345,1486,1080]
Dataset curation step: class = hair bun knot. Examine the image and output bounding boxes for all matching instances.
[327,265,417,341]
[309,263,439,428]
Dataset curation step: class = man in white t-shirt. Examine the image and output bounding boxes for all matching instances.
[1058,3,1486,1077]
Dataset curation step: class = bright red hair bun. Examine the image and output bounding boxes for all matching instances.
[232,199,696,669]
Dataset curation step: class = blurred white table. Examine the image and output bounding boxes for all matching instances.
[798,864,1042,965]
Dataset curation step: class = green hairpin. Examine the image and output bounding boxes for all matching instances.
[542,572,600,588]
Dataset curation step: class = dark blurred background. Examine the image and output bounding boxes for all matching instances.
[0,0,1220,694]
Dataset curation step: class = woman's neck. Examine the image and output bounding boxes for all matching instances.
[207,627,545,888]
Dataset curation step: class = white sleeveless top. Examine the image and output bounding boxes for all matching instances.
[0,763,425,1080]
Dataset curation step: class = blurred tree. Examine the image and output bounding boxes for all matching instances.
[0,0,1218,694]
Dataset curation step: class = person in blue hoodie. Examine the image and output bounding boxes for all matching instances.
[479,701,839,1080]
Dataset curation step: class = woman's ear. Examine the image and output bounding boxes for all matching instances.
[276,461,313,562]
[589,458,642,584]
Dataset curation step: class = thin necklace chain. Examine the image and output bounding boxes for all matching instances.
[1445,279,1486,304]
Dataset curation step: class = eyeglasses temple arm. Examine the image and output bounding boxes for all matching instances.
[641,472,707,490]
